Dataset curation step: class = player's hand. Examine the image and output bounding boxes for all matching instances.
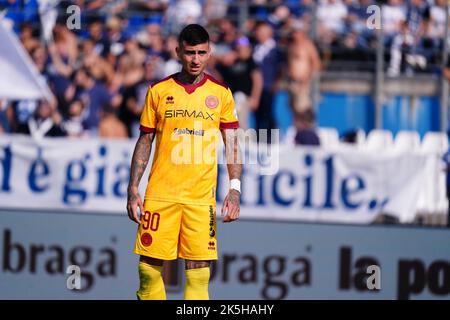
[127,187,143,224]
[221,189,240,223]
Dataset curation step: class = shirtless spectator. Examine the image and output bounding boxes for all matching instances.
[287,21,321,116]
[99,104,128,139]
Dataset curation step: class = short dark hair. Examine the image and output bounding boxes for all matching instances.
[296,108,315,123]
[178,24,209,46]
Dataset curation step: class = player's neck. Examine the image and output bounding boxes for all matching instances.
[177,70,205,85]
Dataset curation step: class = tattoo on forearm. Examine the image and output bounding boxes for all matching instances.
[222,129,242,181]
[128,132,154,197]
[228,190,240,205]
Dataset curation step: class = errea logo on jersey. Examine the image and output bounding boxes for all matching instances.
[165,109,215,120]
[166,96,174,104]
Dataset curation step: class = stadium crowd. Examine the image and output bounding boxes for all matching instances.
[0,0,448,139]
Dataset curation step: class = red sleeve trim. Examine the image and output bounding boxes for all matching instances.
[220,121,239,129]
[139,125,155,133]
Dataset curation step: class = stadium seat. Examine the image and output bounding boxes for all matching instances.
[394,131,421,152]
[355,129,366,146]
[365,129,394,151]
[421,132,449,154]
[317,127,340,148]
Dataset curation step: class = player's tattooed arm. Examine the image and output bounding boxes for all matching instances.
[221,129,242,223]
[127,131,155,223]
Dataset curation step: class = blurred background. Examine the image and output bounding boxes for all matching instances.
[0,0,449,300]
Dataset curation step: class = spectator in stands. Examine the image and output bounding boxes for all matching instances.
[128,0,168,15]
[165,0,202,34]
[144,22,165,58]
[62,98,87,138]
[16,99,66,138]
[345,0,376,48]
[66,67,120,136]
[212,18,238,59]
[0,99,11,135]
[86,17,110,57]
[203,0,230,22]
[427,0,447,51]
[10,98,38,133]
[99,104,128,138]
[19,22,40,53]
[120,55,160,138]
[80,38,115,86]
[31,45,49,78]
[317,0,348,45]
[267,4,291,32]
[406,0,430,41]
[404,0,430,70]
[382,0,406,46]
[47,19,78,117]
[161,34,182,77]
[116,33,146,89]
[287,20,321,116]
[387,20,424,76]
[102,0,129,16]
[253,21,282,142]
[293,108,320,146]
[104,15,127,61]
[1,0,37,32]
[83,0,108,11]
[216,36,263,130]
[291,0,315,27]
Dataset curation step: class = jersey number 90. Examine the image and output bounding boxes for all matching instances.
[141,211,160,231]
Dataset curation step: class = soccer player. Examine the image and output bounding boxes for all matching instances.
[126,24,242,300]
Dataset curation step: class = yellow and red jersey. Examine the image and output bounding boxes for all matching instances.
[140,73,239,205]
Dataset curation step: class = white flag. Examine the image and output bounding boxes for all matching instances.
[0,17,53,101]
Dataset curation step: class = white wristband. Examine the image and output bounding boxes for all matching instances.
[230,179,241,193]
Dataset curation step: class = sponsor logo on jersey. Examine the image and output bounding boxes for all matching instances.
[208,241,216,250]
[173,127,205,136]
[209,205,215,238]
[165,109,214,120]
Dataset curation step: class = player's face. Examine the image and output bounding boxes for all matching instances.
[177,41,211,77]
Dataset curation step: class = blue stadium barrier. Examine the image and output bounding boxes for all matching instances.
[272,92,441,139]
